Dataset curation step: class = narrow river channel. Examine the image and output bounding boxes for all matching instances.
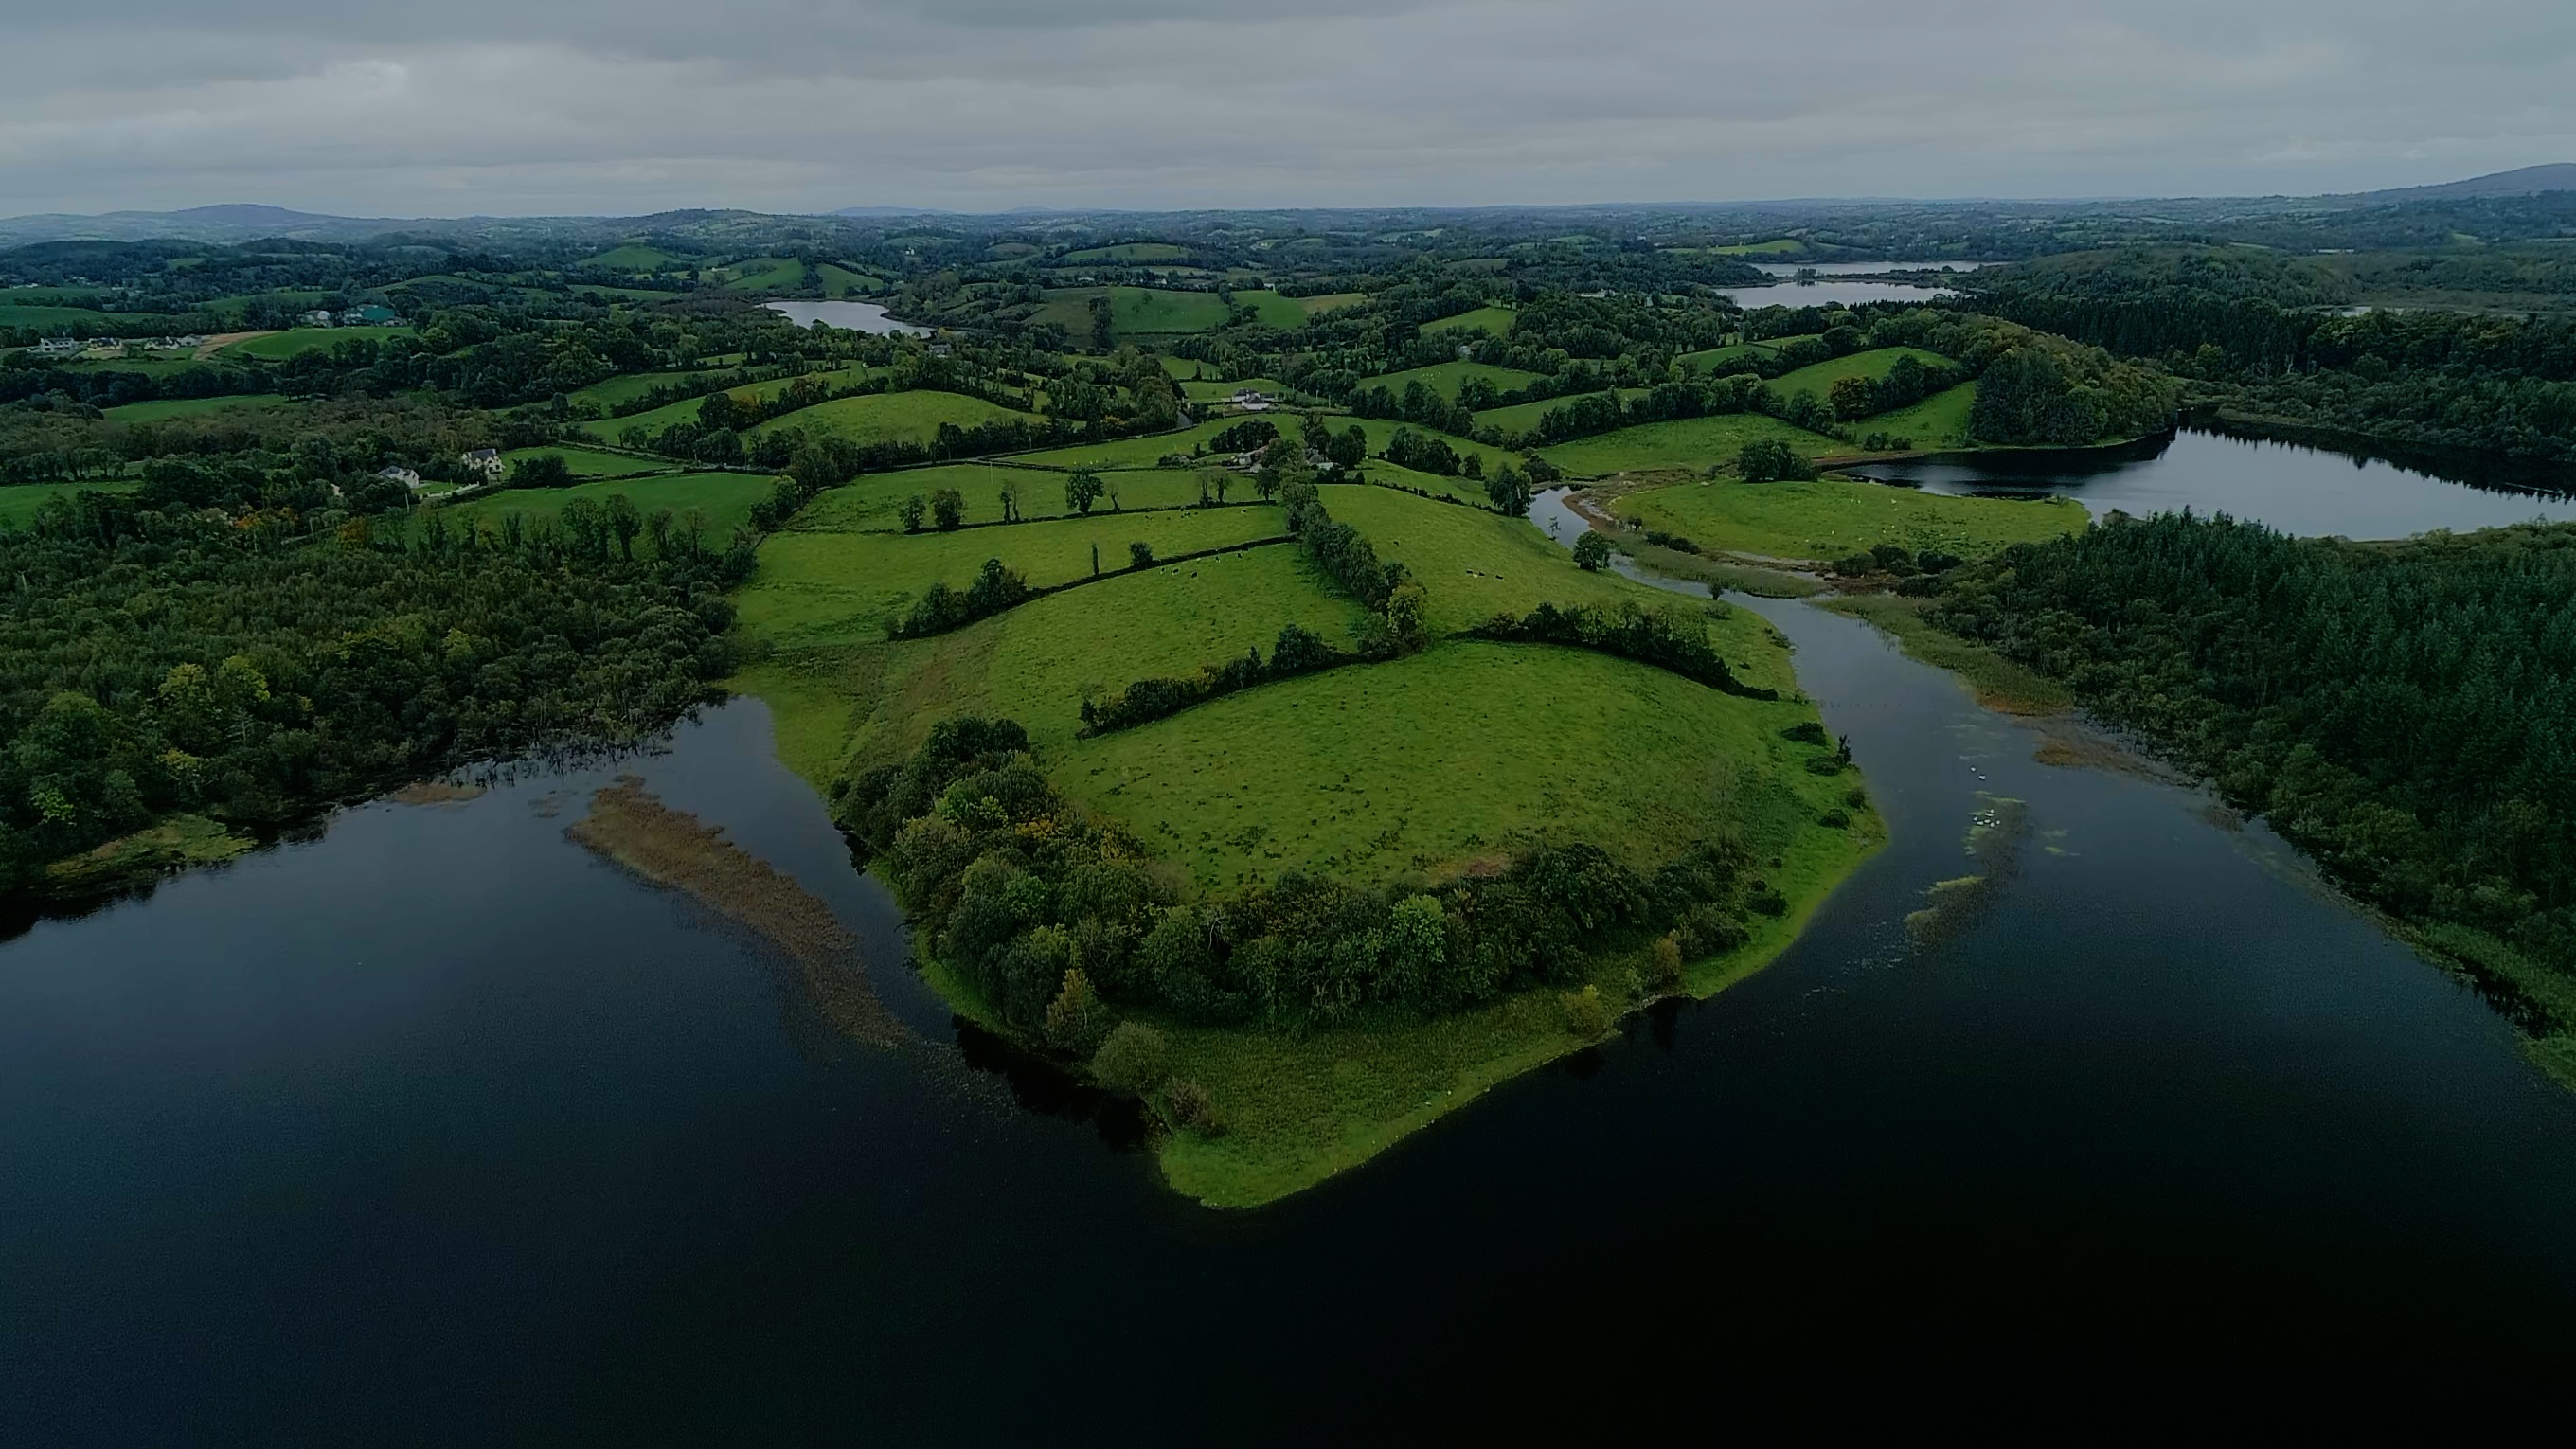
[10,473,2576,1440]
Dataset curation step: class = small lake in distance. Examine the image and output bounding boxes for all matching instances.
[1751,259,1995,276]
[762,299,930,335]
[1719,278,1958,307]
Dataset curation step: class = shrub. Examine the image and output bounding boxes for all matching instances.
[1043,967,1110,1056]
[1562,983,1609,1038]
[1092,1021,1172,1093]
[899,493,926,532]
[1782,720,1829,745]
[1165,1078,1223,1136]
[1572,532,1611,571]
[931,487,965,530]
[1737,438,1817,482]
[1818,808,1852,829]
[1128,540,1154,569]
[1646,933,1684,990]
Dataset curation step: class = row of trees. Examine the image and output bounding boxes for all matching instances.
[1468,602,1777,700]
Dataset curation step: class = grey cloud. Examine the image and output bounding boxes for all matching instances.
[0,0,2570,215]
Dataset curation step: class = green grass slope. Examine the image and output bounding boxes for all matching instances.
[1540,414,1845,477]
[746,390,1027,448]
[100,394,287,423]
[1766,347,1952,404]
[1866,382,1978,448]
[222,327,416,360]
[790,465,1238,533]
[1422,306,1516,335]
[435,473,777,547]
[1364,360,1547,402]
[1621,477,2086,563]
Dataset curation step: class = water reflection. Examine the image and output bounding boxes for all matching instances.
[762,299,930,334]
[1852,428,2576,538]
[1719,280,1957,308]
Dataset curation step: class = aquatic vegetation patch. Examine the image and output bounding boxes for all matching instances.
[569,778,905,1047]
[1904,795,2030,951]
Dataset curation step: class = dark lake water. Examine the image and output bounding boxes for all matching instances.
[1751,260,1995,276]
[761,299,929,335]
[1851,428,2576,538]
[14,478,2576,1438]
[1720,279,1958,308]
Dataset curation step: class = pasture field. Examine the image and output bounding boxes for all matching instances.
[568,369,714,411]
[1030,287,1232,338]
[1362,360,1547,402]
[1005,417,1261,470]
[1475,388,1648,438]
[1351,460,1487,506]
[1179,374,1308,403]
[738,502,1290,646]
[1677,336,1814,373]
[1344,417,1516,477]
[1422,305,1516,335]
[788,464,1239,532]
[1765,347,1953,403]
[1064,641,1825,888]
[1539,413,1845,476]
[746,389,1026,448]
[221,327,416,360]
[707,257,805,292]
[0,480,138,527]
[1228,290,1357,329]
[436,472,777,550]
[100,394,287,423]
[817,264,886,296]
[1619,476,2087,563]
[584,244,689,270]
[1862,381,1978,447]
[1064,242,1190,263]
[1713,239,1807,255]
[572,364,873,439]
[55,357,206,378]
[496,445,673,478]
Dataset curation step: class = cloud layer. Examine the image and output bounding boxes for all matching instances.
[4,1,2572,215]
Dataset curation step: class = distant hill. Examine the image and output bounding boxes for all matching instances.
[2365,164,2576,204]
[0,204,424,244]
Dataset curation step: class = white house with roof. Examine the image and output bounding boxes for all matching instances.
[460,448,504,480]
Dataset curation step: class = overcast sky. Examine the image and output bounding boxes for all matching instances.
[3,1,2572,217]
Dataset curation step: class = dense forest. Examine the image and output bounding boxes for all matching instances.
[0,487,747,893]
[1929,514,2576,1070]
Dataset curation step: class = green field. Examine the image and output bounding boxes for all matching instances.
[1345,418,1517,478]
[435,472,777,549]
[1422,305,1516,336]
[221,327,416,360]
[0,480,137,527]
[1766,347,1953,404]
[1178,374,1306,403]
[1540,413,1845,477]
[740,503,1290,647]
[1620,477,2087,563]
[100,394,287,423]
[572,365,872,440]
[789,464,1242,532]
[496,445,673,478]
[1351,460,1488,506]
[1475,388,1649,438]
[1677,336,1816,374]
[817,264,886,296]
[1005,417,1266,470]
[1031,287,1232,338]
[568,369,715,411]
[0,304,129,329]
[1063,640,1825,888]
[585,244,689,271]
[1064,242,1190,263]
[747,390,1027,448]
[1866,382,1978,448]
[1363,360,1547,402]
[1229,290,1358,330]
[1712,239,1807,256]
[707,257,806,292]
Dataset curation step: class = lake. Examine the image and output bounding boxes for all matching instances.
[13,474,2576,1437]
[1850,427,2576,538]
[762,299,930,335]
[1751,260,1995,276]
[1720,279,1958,308]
